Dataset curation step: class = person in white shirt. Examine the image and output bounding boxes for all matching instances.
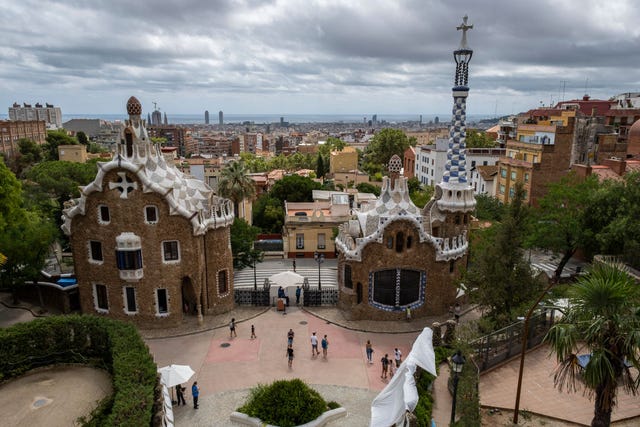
[310,332,319,356]
[394,348,402,367]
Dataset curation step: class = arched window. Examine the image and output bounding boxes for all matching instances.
[124,129,133,157]
[396,232,404,252]
[406,235,413,249]
[344,265,353,289]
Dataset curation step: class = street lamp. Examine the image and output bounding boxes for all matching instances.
[450,350,466,426]
[313,251,324,290]
[513,280,556,424]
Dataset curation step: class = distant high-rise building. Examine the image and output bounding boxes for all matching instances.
[280,116,284,126]
[147,113,152,124]
[8,102,62,128]
[219,110,223,125]
[163,112,168,125]
[151,107,162,126]
[419,115,423,124]
[205,110,210,124]
[372,114,378,125]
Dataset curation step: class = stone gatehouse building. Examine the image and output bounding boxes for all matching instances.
[62,97,235,328]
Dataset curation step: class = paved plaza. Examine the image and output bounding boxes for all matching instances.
[2,287,640,426]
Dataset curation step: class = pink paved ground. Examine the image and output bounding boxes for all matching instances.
[480,344,640,425]
[147,307,416,397]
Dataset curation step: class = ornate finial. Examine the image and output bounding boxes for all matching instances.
[126,96,142,116]
[388,155,402,173]
[456,15,473,49]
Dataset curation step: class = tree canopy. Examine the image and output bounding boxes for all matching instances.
[230,218,263,270]
[465,129,497,148]
[584,172,640,269]
[527,173,600,280]
[43,130,77,161]
[252,175,321,233]
[362,129,415,175]
[217,161,256,218]
[465,183,542,329]
[0,159,56,301]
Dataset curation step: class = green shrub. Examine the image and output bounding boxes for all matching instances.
[413,346,452,427]
[0,315,157,427]
[237,379,328,427]
[327,401,341,410]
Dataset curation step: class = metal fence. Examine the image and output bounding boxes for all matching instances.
[470,309,556,372]
[234,289,270,306]
[234,287,338,306]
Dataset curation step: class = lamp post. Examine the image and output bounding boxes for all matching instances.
[253,257,257,291]
[313,251,324,290]
[450,350,466,426]
[513,280,556,424]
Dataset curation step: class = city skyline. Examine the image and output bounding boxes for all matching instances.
[1,0,638,116]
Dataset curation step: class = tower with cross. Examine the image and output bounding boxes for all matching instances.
[436,15,477,213]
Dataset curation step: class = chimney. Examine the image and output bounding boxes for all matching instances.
[602,157,626,176]
[572,164,592,179]
[591,107,597,117]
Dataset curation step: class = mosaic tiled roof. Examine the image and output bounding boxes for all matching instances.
[62,98,233,236]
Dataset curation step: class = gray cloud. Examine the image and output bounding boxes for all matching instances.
[0,0,638,115]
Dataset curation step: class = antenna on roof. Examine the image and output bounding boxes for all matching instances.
[584,78,590,96]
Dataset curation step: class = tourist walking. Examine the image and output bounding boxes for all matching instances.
[287,328,295,346]
[381,354,390,379]
[321,335,329,358]
[251,324,256,339]
[286,344,294,368]
[191,381,200,409]
[229,318,237,338]
[310,332,320,356]
[365,340,374,364]
[394,348,402,367]
[295,286,301,305]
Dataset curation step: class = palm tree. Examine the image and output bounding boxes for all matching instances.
[544,262,640,427]
[217,161,256,219]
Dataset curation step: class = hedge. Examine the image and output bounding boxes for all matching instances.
[237,379,329,427]
[0,315,158,426]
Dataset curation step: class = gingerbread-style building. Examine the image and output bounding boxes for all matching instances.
[62,97,235,328]
[335,17,477,320]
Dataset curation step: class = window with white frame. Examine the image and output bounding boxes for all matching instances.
[145,205,158,224]
[296,233,304,249]
[89,240,103,263]
[123,286,137,313]
[162,241,180,262]
[317,233,326,249]
[98,205,110,224]
[218,270,228,295]
[156,288,169,315]
[93,283,109,312]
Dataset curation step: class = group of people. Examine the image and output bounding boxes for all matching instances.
[174,382,200,409]
[365,340,404,380]
[285,330,330,368]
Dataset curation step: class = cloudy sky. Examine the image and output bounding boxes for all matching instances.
[1,0,638,117]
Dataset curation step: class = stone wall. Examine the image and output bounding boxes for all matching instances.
[70,168,233,328]
[338,219,464,320]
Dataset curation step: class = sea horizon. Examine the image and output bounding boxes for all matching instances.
[1,112,496,124]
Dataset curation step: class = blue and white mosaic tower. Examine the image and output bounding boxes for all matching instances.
[437,16,477,213]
